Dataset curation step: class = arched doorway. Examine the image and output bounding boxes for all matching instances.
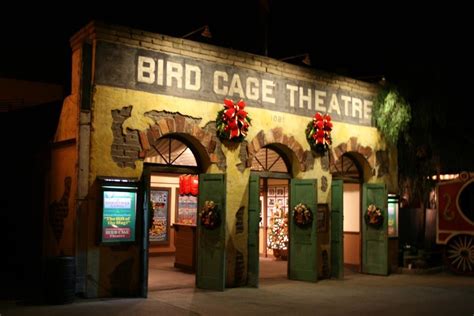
[251,145,291,280]
[142,133,206,293]
[330,151,389,277]
[331,153,364,273]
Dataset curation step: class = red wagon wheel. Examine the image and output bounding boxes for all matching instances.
[446,234,474,275]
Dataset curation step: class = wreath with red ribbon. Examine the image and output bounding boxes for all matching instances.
[200,200,220,230]
[364,204,384,229]
[293,203,313,228]
[216,99,251,142]
[305,112,333,154]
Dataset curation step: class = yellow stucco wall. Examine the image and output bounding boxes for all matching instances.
[64,22,400,296]
[45,144,77,257]
[88,85,393,287]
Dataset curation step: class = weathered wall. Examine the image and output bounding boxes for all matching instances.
[67,21,397,295]
[45,46,80,258]
[44,144,77,257]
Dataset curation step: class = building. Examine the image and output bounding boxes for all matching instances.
[45,21,399,298]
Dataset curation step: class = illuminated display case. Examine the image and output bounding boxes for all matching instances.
[388,194,399,237]
[98,178,139,244]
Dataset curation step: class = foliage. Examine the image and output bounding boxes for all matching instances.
[364,204,383,229]
[394,84,439,208]
[305,112,332,154]
[373,86,411,145]
[293,203,313,228]
[199,200,220,229]
[216,99,251,142]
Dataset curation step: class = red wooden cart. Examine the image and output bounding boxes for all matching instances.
[436,172,474,275]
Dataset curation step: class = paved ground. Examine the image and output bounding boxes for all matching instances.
[2,257,473,316]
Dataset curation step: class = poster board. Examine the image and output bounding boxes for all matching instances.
[99,179,139,244]
[149,187,171,244]
[177,194,198,225]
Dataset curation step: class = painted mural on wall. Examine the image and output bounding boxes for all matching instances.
[95,42,374,126]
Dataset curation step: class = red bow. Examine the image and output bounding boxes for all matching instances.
[223,99,249,139]
[312,112,332,146]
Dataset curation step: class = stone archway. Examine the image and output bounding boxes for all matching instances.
[329,136,389,178]
[110,106,220,170]
[246,127,313,172]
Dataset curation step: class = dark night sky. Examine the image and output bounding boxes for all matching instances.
[1,2,472,123]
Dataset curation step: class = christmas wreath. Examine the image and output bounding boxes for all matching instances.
[364,204,383,229]
[293,203,313,228]
[200,200,220,229]
[216,98,251,142]
[305,112,333,154]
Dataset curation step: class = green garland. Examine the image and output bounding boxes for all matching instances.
[216,109,251,142]
[215,99,252,142]
[373,87,411,144]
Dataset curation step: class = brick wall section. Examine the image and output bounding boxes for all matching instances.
[70,21,379,98]
[111,106,141,168]
[247,127,310,172]
[330,136,379,174]
[111,108,222,168]
[141,111,219,163]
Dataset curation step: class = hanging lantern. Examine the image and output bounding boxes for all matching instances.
[179,175,186,195]
[184,175,192,195]
[191,175,199,195]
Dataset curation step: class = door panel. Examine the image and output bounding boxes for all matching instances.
[196,173,226,290]
[247,174,260,287]
[140,168,151,297]
[289,179,318,282]
[362,183,388,275]
[331,179,344,279]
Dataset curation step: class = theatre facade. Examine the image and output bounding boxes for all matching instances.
[46,21,398,298]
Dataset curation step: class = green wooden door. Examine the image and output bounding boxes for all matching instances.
[289,179,318,282]
[140,168,151,297]
[247,174,260,287]
[362,183,388,275]
[331,179,344,279]
[196,173,226,290]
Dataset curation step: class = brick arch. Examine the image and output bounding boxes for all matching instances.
[137,111,218,164]
[110,107,219,169]
[246,127,310,172]
[330,136,376,172]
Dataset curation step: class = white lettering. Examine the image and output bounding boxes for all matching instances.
[341,95,351,116]
[315,90,326,112]
[157,59,164,86]
[299,87,312,109]
[262,79,275,103]
[246,77,259,100]
[166,62,183,88]
[228,74,245,98]
[137,56,155,84]
[286,84,298,107]
[213,71,228,95]
[185,64,201,91]
[364,100,373,121]
[328,93,341,115]
[352,97,362,118]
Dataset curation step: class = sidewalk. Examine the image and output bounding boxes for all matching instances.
[2,270,474,316]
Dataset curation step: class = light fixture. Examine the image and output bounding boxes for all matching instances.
[279,53,311,66]
[182,25,212,39]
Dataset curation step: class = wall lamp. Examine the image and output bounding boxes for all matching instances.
[279,53,311,66]
[182,25,212,39]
